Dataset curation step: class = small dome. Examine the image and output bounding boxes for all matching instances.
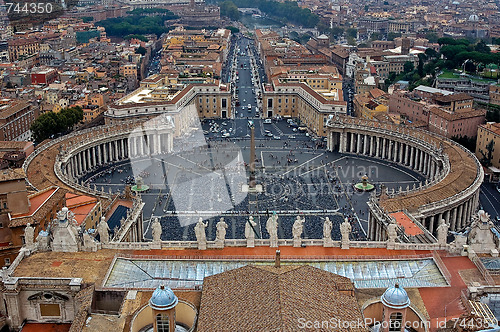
[468,14,479,22]
[381,283,410,309]
[318,34,329,40]
[149,285,178,311]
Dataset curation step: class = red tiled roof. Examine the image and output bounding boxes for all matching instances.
[390,211,424,236]
[11,187,57,219]
[21,323,71,332]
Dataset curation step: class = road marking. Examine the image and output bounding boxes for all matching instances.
[282,153,325,176]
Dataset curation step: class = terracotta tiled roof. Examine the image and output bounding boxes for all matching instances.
[197,265,366,332]
[0,168,25,182]
[433,93,472,103]
[429,106,485,121]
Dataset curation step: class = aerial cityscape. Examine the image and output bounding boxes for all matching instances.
[0,0,500,330]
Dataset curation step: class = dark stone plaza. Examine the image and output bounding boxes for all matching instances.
[82,121,424,242]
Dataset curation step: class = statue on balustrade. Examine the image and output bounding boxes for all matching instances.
[245,216,257,247]
[152,217,162,243]
[323,217,333,247]
[387,222,398,243]
[437,219,449,247]
[97,217,111,244]
[468,210,496,254]
[215,218,228,248]
[340,218,351,249]
[266,212,279,248]
[24,223,35,249]
[195,218,208,250]
[292,216,304,247]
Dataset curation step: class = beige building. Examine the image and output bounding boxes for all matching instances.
[476,122,500,168]
[106,75,232,136]
[120,63,138,79]
[353,88,389,120]
[262,79,347,137]
[490,84,500,106]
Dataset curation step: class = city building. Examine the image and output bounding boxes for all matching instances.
[476,122,500,169]
[0,100,39,141]
[389,86,485,138]
[7,38,40,62]
[106,76,232,135]
[262,78,347,136]
[30,67,58,85]
[353,88,389,119]
[489,84,500,106]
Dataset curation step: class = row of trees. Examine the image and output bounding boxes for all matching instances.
[221,0,318,28]
[31,107,84,143]
[220,1,240,21]
[97,10,178,37]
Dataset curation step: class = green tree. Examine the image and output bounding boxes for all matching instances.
[31,107,83,143]
[220,1,240,20]
[451,135,476,152]
[474,40,491,53]
[329,26,344,38]
[387,32,401,41]
[125,34,148,42]
[424,48,438,58]
[135,46,147,56]
[425,31,438,43]
[81,16,94,23]
[346,28,357,39]
[225,26,240,33]
[478,139,495,166]
[403,61,414,73]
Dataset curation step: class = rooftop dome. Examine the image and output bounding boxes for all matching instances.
[468,14,479,22]
[381,284,410,309]
[149,285,178,311]
[318,34,329,40]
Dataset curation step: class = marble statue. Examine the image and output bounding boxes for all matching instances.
[195,218,208,250]
[82,232,98,252]
[323,217,333,247]
[152,217,162,243]
[24,223,35,249]
[97,217,111,244]
[36,230,50,252]
[215,218,228,248]
[245,216,257,247]
[387,222,398,243]
[266,213,278,248]
[437,219,449,246]
[469,210,497,254]
[340,218,351,249]
[292,216,304,247]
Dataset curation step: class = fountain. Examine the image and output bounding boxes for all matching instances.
[131,175,150,193]
[354,175,375,192]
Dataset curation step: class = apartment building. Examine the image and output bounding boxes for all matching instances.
[0,100,39,141]
[476,122,500,168]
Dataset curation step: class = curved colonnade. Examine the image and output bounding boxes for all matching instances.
[23,118,174,200]
[326,116,483,240]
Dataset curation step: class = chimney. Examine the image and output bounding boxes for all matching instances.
[275,250,281,268]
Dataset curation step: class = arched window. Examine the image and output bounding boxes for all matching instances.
[156,313,170,332]
[389,312,403,332]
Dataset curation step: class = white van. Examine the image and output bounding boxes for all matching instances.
[264,119,272,124]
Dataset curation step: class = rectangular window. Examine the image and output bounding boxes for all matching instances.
[4,258,10,265]
[40,304,60,317]
[267,99,273,108]
[222,98,227,108]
